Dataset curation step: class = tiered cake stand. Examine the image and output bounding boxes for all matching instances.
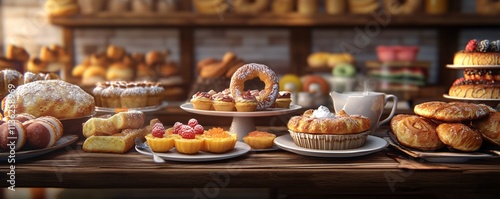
[444,65,500,109]
[180,103,302,140]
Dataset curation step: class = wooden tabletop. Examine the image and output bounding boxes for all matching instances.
[3,126,500,196]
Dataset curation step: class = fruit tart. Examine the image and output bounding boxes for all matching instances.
[243,131,276,149]
[173,118,205,154]
[145,122,175,152]
[203,127,238,153]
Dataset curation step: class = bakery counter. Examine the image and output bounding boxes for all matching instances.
[2,127,500,198]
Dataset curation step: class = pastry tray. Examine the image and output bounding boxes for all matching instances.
[386,132,499,163]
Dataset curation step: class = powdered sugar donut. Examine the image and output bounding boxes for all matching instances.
[230,63,279,110]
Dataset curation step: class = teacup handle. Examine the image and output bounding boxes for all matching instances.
[377,94,398,128]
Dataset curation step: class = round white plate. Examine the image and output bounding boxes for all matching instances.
[274,134,388,158]
[96,101,168,113]
[180,103,302,117]
[443,94,500,102]
[446,64,500,69]
[0,135,78,161]
[135,141,251,162]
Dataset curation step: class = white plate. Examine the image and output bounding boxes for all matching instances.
[180,103,302,117]
[250,145,281,152]
[0,135,78,161]
[274,134,388,158]
[446,64,500,69]
[443,94,500,102]
[96,101,168,113]
[135,141,251,162]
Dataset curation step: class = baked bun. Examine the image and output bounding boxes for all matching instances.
[472,111,500,146]
[287,109,370,134]
[2,80,95,119]
[390,114,444,151]
[414,101,490,122]
[436,123,483,152]
[0,120,27,151]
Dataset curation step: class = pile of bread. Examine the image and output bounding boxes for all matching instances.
[391,101,500,152]
[82,111,154,153]
[0,44,70,75]
[72,45,178,86]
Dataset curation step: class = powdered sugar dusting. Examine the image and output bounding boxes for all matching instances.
[230,63,279,110]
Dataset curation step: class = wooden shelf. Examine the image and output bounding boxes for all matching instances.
[365,61,431,69]
[49,13,500,28]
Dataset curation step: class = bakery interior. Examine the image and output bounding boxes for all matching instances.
[1,0,500,198]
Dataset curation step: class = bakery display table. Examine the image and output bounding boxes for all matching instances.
[2,126,499,198]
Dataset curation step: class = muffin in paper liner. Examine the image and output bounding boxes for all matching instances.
[288,130,369,150]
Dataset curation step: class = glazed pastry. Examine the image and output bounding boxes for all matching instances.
[2,80,95,119]
[436,123,483,152]
[203,127,237,153]
[390,114,444,151]
[243,131,276,149]
[234,91,258,112]
[0,120,27,151]
[472,111,500,146]
[414,101,490,122]
[190,91,214,110]
[82,111,145,138]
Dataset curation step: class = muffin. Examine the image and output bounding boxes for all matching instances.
[121,83,147,108]
[211,92,235,111]
[274,91,292,108]
[203,127,237,153]
[146,83,164,106]
[190,91,214,110]
[235,91,258,112]
[243,131,276,149]
[287,106,371,150]
[145,123,174,152]
[101,83,123,108]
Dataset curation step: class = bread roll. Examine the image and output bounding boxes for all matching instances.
[436,123,483,152]
[390,114,444,151]
[472,111,500,146]
[414,101,490,122]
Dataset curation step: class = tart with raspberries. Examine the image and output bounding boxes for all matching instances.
[145,122,175,152]
[171,118,205,154]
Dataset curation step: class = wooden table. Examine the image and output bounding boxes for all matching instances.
[2,126,500,198]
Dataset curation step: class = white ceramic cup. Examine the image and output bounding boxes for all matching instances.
[330,91,398,132]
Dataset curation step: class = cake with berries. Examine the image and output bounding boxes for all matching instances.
[171,118,205,154]
[211,91,235,111]
[190,90,215,110]
[202,127,237,153]
[453,39,500,66]
[449,39,500,99]
[234,91,258,112]
[145,122,175,152]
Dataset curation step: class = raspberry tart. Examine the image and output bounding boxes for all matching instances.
[145,122,175,152]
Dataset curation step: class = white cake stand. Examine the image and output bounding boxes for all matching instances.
[180,103,302,141]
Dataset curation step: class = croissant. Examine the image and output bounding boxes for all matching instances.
[390,114,444,151]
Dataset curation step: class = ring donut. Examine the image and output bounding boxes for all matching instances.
[302,75,329,95]
[230,63,279,110]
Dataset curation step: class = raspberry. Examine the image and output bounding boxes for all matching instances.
[187,118,198,128]
[153,122,163,129]
[193,124,204,134]
[152,125,165,138]
[465,39,477,52]
[173,122,183,134]
[180,125,195,139]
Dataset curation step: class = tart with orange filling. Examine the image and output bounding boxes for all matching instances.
[203,127,237,153]
[243,131,276,149]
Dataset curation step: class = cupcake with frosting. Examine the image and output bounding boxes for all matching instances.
[274,91,292,108]
[190,90,215,110]
[211,92,235,111]
[101,82,123,108]
[121,83,147,108]
[234,91,258,112]
[146,82,165,106]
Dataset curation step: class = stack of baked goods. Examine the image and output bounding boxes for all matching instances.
[82,111,153,153]
[191,63,290,111]
[27,45,71,75]
[287,106,371,150]
[448,39,500,99]
[72,45,179,86]
[0,113,64,151]
[390,101,499,152]
[92,81,165,108]
[189,52,244,97]
[146,118,237,154]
